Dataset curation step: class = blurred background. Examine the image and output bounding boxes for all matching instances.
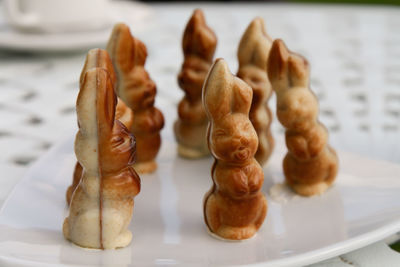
[0,0,399,262]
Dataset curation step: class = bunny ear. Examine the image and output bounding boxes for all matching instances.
[80,49,117,89]
[238,17,272,71]
[182,9,217,61]
[96,68,117,134]
[288,53,310,87]
[76,69,100,134]
[232,77,252,115]
[132,37,148,67]
[107,23,135,73]
[203,58,233,121]
[267,39,290,90]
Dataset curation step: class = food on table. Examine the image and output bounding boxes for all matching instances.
[237,17,274,166]
[63,67,140,249]
[174,9,217,158]
[107,23,164,174]
[267,39,338,196]
[66,48,134,205]
[203,58,268,240]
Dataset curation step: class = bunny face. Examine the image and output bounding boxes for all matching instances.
[277,88,319,131]
[178,57,210,96]
[123,68,156,111]
[267,39,310,90]
[100,121,136,173]
[237,66,270,106]
[210,114,258,163]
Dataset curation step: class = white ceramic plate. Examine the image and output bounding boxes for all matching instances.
[0,133,400,267]
[0,1,152,52]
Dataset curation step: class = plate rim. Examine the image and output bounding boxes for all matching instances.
[1,136,400,267]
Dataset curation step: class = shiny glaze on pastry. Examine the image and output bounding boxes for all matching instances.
[203,59,267,240]
[66,48,133,205]
[63,68,140,249]
[107,23,164,174]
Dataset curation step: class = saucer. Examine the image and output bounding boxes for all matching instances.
[0,1,153,52]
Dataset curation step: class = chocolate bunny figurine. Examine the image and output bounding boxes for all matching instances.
[63,68,140,249]
[237,17,274,166]
[203,59,267,240]
[174,9,217,158]
[66,48,134,205]
[267,39,338,196]
[107,23,164,174]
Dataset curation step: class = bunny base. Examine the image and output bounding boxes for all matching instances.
[133,161,157,174]
[206,227,256,242]
[174,120,210,159]
[63,217,132,250]
[286,180,331,197]
[283,147,338,197]
[63,185,135,249]
[177,144,209,159]
[204,193,267,241]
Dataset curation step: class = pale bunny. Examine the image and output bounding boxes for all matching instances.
[203,58,267,240]
[63,68,140,249]
[267,39,338,196]
[174,9,217,159]
[66,48,134,205]
[237,17,274,166]
[107,23,164,174]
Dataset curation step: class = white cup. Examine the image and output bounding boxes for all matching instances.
[3,0,111,33]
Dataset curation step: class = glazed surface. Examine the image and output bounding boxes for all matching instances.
[203,59,267,240]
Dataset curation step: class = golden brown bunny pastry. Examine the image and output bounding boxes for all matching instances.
[267,39,338,196]
[237,18,274,166]
[174,9,217,158]
[107,23,164,174]
[63,68,140,249]
[66,48,134,205]
[203,59,267,240]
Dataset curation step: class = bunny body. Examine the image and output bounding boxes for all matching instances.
[267,39,338,196]
[174,9,217,158]
[63,68,140,249]
[203,59,267,240]
[237,18,274,166]
[66,49,134,205]
[107,23,164,174]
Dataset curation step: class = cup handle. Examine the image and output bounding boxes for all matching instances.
[4,0,39,28]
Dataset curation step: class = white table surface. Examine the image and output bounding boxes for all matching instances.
[0,1,399,266]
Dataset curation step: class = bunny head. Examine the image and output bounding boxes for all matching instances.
[203,59,258,164]
[178,55,213,97]
[237,17,273,104]
[80,48,117,89]
[77,68,135,174]
[107,23,147,74]
[94,68,135,173]
[107,23,156,111]
[267,39,310,91]
[178,9,217,95]
[182,9,217,62]
[238,17,272,72]
[267,39,318,131]
[75,68,105,173]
